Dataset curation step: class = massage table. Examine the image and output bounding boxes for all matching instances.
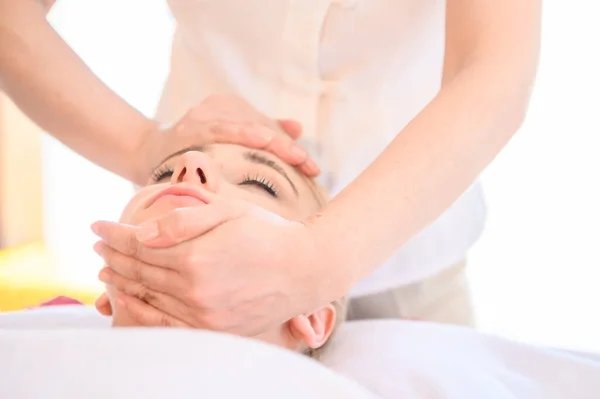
[2,307,600,398]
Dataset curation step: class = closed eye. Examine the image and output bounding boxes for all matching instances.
[150,168,173,183]
[240,175,278,197]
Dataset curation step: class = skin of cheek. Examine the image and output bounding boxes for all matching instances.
[118,185,165,225]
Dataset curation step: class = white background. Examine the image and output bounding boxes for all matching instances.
[43,1,600,352]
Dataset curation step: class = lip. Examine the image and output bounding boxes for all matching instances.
[144,185,211,209]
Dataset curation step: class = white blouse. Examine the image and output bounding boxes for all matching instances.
[156,0,486,297]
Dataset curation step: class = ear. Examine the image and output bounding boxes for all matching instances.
[288,304,336,350]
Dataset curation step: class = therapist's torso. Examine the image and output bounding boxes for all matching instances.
[157,0,486,297]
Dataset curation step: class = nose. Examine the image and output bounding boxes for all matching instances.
[170,151,220,193]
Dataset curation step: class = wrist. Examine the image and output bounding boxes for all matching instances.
[302,212,355,301]
[130,119,161,185]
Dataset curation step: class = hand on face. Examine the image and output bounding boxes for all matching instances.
[93,144,339,343]
[136,94,319,185]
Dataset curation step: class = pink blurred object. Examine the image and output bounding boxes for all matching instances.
[35,296,84,308]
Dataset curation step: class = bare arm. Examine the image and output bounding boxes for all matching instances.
[314,0,542,289]
[0,0,156,183]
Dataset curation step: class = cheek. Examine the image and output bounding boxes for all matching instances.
[119,186,164,224]
[297,200,320,221]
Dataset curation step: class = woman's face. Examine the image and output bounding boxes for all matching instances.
[108,144,335,351]
[119,143,324,226]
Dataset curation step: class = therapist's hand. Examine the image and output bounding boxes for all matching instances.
[95,293,112,316]
[91,199,341,335]
[138,95,319,182]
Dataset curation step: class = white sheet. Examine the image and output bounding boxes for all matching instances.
[321,320,600,398]
[2,307,600,398]
[0,328,377,399]
[0,305,111,329]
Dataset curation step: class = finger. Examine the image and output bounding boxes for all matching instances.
[99,267,188,321]
[262,135,309,166]
[200,95,283,135]
[92,203,235,265]
[95,293,112,316]
[115,294,191,328]
[213,123,310,171]
[185,116,309,169]
[296,158,321,177]
[134,202,241,247]
[91,221,184,269]
[277,119,303,139]
[91,220,147,254]
[95,242,183,295]
[210,121,275,148]
[173,114,274,151]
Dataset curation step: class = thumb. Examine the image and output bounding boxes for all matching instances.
[138,202,243,248]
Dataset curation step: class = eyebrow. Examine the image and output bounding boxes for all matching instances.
[155,145,298,196]
[243,151,298,196]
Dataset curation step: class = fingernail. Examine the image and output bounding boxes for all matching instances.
[136,222,159,242]
[291,145,307,160]
[93,241,103,256]
[306,159,320,175]
[90,222,101,236]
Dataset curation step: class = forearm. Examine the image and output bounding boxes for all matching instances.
[313,60,537,289]
[0,0,154,183]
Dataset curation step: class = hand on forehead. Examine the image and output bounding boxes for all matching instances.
[183,95,290,133]
[141,94,318,181]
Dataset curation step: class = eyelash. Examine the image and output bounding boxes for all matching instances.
[150,166,173,183]
[240,174,279,197]
[150,167,279,198]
